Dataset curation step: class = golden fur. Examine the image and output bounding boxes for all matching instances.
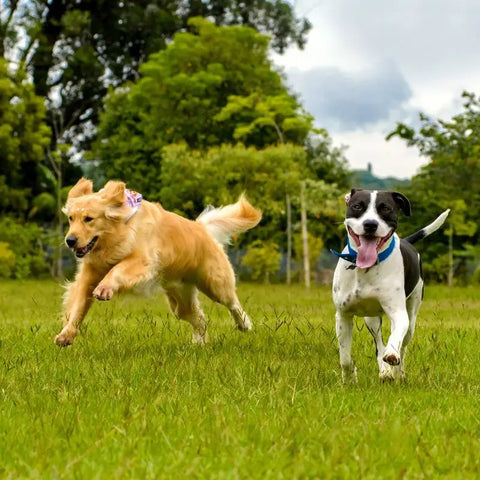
[55,178,262,346]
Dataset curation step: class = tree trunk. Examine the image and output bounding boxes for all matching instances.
[56,165,63,278]
[48,149,63,278]
[31,0,66,97]
[300,181,310,288]
[448,224,453,287]
[286,193,292,285]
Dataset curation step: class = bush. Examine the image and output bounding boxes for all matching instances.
[241,240,281,283]
[0,217,51,279]
[0,242,16,278]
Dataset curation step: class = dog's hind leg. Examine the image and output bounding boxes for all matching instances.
[166,285,207,345]
[198,261,252,332]
[336,311,357,382]
[399,280,423,377]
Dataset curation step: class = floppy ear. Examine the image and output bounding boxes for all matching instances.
[101,180,126,205]
[391,191,411,216]
[68,178,93,199]
[345,188,360,205]
[101,181,128,220]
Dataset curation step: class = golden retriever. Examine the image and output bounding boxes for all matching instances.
[55,178,262,346]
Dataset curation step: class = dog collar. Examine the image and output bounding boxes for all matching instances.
[124,189,142,222]
[330,235,396,266]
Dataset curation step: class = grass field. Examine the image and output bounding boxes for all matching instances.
[1,280,480,479]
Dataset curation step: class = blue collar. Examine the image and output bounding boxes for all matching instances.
[330,235,396,267]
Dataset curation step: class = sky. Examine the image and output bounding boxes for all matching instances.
[273,0,480,179]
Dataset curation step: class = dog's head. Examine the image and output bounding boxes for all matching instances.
[344,188,411,268]
[63,178,132,258]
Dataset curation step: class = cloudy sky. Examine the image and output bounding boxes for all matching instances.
[273,0,480,179]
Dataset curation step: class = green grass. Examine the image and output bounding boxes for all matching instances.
[1,280,480,479]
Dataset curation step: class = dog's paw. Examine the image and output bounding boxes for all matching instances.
[93,284,114,301]
[237,317,252,332]
[382,348,401,366]
[379,363,396,381]
[54,331,75,347]
[192,331,208,346]
[341,363,358,384]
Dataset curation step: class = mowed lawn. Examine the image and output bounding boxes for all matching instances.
[0,280,480,479]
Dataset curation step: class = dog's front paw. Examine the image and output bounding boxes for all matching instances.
[382,348,401,366]
[192,330,208,346]
[93,283,114,301]
[379,362,396,381]
[54,328,76,347]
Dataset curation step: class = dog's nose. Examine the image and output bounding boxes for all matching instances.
[363,220,379,234]
[66,236,78,248]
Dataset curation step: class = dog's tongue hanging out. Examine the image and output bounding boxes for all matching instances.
[356,237,378,269]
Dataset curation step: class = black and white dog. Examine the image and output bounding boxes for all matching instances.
[332,189,449,381]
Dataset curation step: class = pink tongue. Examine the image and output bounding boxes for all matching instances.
[356,237,378,269]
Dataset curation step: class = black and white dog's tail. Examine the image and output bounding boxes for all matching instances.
[405,209,450,245]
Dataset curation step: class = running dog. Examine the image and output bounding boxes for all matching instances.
[55,178,261,346]
[331,189,449,381]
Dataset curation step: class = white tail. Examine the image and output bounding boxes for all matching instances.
[424,209,450,236]
[405,209,450,244]
[197,195,262,245]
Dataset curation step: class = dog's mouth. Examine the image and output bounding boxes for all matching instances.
[348,227,394,269]
[72,236,98,258]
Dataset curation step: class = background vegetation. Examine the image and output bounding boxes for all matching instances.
[0,1,479,283]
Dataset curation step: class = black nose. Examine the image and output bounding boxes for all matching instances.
[363,220,379,234]
[66,236,77,248]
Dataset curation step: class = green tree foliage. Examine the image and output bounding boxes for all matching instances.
[3,1,309,150]
[241,240,281,283]
[388,91,480,281]
[0,59,51,216]
[159,143,307,243]
[159,143,347,253]
[0,217,51,279]
[293,232,323,276]
[0,242,16,278]
[306,131,351,189]
[94,19,303,188]
[214,92,313,146]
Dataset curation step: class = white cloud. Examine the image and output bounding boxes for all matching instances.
[286,60,412,130]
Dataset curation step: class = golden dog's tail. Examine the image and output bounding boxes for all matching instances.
[197,195,262,245]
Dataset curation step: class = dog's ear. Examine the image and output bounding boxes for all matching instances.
[101,181,128,220]
[345,188,361,205]
[391,191,411,216]
[101,180,126,206]
[68,178,93,199]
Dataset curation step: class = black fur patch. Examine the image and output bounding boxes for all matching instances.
[399,239,422,298]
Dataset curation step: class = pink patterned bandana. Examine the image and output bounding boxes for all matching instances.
[124,189,142,222]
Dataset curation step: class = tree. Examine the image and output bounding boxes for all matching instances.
[93,19,301,192]
[0,58,51,216]
[3,0,310,152]
[159,143,307,226]
[241,240,281,283]
[214,91,313,147]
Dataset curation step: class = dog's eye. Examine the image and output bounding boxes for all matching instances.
[68,216,73,222]
[84,216,94,223]
[378,204,392,213]
[351,203,362,210]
